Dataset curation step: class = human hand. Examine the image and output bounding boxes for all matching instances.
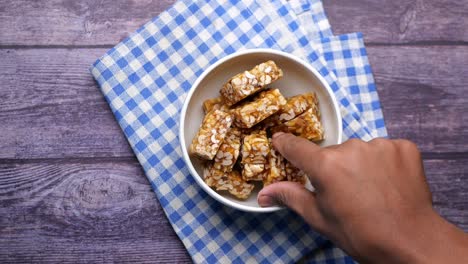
[258,133,468,264]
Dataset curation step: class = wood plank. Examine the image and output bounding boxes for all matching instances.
[0,159,466,262]
[0,0,176,46]
[0,48,133,159]
[424,159,468,231]
[367,46,468,151]
[0,161,191,263]
[0,46,467,159]
[0,0,467,46]
[324,0,468,44]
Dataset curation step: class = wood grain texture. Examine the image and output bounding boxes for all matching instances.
[1,0,467,46]
[0,159,466,263]
[0,48,132,159]
[0,0,467,262]
[0,161,191,263]
[0,0,177,46]
[424,159,468,231]
[1,46,467,159]
[368,45,468,152]
[323,0,468,44]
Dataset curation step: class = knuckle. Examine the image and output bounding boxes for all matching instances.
[370,138,400,153]
[317,150,338,171]
[399,139,417,149]
[396,139,420,154]
[342,138,366,153]
[315,150,345,185]
[274,183,299,207]
[346,138,363,147]
[369,138,389,147]
[275,191,289,207]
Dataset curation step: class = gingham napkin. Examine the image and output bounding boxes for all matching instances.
[90,0,387,263]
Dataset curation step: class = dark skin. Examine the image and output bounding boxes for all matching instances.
[258,133,468,264]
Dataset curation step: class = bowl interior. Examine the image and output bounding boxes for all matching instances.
[183,51,341,211]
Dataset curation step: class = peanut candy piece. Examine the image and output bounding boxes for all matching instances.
[242,164,267,181]
[203,164,254,200]
[213,128,241,172]
[263,141,287,186]
[263,92,319,127]
[241,130,270,181]
[202,97,229,114]
[285,160,307,185]
[263,142,306,186]
[241,130,269,164]
[227,170,255,200]
[203,163,231,190]
[220,61,283,106]
[232,89,286,129]
[190,109,233,160]
[272,108,324,141]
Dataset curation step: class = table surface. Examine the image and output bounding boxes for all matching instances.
[1,0,467,262]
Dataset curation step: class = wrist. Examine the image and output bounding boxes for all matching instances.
[412,211,468,264]
[356,209,468,264]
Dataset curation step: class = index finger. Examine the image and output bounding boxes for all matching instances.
[272,132,324,185]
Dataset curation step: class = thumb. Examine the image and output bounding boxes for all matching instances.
[258,181,327,232]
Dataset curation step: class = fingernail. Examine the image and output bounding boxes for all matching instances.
[272,132,285,139]
[258,194,277,207]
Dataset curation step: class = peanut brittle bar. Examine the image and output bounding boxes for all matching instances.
[190,109,233,160]
[263,141,287,186]
[272,107,324,141]
[263,92,319,127]
[241,130,270,181]
[232,89,286,129]
[213,128,241,172]
[227,170,255,200]
[263,142,306,186]
[202,97,229,114]
[242,163,267,181]
[285,160,307,185]
[203,164,254,200]
[220,60,283,106]
[203,163,230,190]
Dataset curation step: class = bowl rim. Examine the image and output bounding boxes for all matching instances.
[179,48,343,213]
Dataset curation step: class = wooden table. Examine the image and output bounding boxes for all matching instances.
[1,0,467,262]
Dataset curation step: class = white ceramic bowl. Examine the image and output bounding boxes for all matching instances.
[180,49,342,213]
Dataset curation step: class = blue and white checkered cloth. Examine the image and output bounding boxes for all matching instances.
[90,0,387,263]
